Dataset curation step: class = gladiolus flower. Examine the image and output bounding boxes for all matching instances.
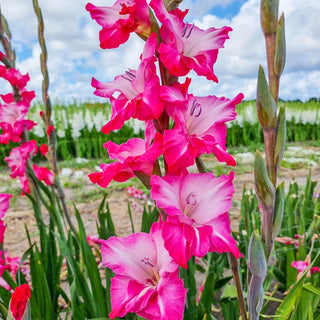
[33,164,54,186]
[162,91,243,172]
[92,33,163,134]
[150,172,240,268]
[0,100,36,144]
[9,284,31,320]
[47,125,55,136]
[150,0,232,81]
[40,144,49,157]
[86,0,151,49]
[5,140,38,179]
[0,193,11,243]
[100,221,186,319]
[89,132,162,188]
[0,193,12,219]
[291,260,320,274]
[0,66,30,89]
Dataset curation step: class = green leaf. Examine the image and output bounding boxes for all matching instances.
[303,283,320,296]
[75,207,107,317]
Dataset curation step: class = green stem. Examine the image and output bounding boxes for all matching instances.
[196,157,247,320]
[32,0,79,241]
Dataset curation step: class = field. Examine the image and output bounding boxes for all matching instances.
[1,99,320,258]
[2,98,319,166]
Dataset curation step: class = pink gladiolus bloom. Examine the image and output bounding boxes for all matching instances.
[89,132,163,188]
[5,140,38,178]
[150,0,232,81]
[9,283,31,320]
[92,34,163,134]
[47,124,55,136]
[0,193,11,243]
[291,260,320,274]
[162,92,243,172]
[86,0,151,49]
[291,260,309,273]
[0,97,36,144]
[0,66,30,90]
[0,193,12,219]
[0,253,9,278]
[0,220,6,244]
[19,174,30,195]
[40,144,49,157]
[33,164,54,186]
[150,172,240,268]
[100,222,186,319]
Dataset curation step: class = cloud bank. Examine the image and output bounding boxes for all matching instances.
[1,0,319,102]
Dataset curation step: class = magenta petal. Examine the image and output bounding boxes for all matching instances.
[109,275,155,318]
[163,123,196,172]
[100,233,158,283]
[140,272,186,320]
[209,213,240,258]
[162,221,190,268]
[0,221,6,243]
[291,260,309,273]
[89,162,134,188]
[0,193,12,219]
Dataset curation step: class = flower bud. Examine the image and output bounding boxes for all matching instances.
[256,65,277,129]
[248,275,264,320]
[7,284,31,320]
[274,105,286,168]
[272,181,285,239]
[254,151,275,210]
[260,0,279,35]
[249,231,267,277]
[274,13,286,76]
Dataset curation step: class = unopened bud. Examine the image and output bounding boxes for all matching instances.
[248,275,264,320]
[274,105,286,168]
[254,151,275,209]
[249,231,267,277]
[274,13,286,76]
[272,181,285,239]
[256,65,277,129]
[260,0,279,35]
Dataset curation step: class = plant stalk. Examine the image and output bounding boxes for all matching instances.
[32,0,78,240]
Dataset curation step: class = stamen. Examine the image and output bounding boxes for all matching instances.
[186,23,195,39]
[190,100,202,117]
[141,257,154,267]
[125,71,136,79]
[181,23,188,37]
[186,192,197,205]
[121,74,132,82]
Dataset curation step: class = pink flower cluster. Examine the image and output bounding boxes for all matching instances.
[1,194,29,290]
[86,0,243,318]
[0,55,54,193]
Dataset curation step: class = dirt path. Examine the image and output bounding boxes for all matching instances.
[2,146,320,258]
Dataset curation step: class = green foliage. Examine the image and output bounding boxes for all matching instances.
[237,172,320,319]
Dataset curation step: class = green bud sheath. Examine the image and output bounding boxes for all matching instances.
[254,151,275,209]
[249,231,267,277]
[272,181,285,239]
[274,13,286,76]
[274,105,286,168]
[248,275,265,320]
[256,65,277,129]
[260,0,279,35]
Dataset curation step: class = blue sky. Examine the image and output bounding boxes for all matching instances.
[1,0,320,103]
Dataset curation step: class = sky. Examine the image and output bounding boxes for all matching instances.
[1,0,320,103]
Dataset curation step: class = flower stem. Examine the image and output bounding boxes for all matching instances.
[196,157,247,320]
[32,0,79,241]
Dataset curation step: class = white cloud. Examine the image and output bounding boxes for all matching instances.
[1,0,319,103]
